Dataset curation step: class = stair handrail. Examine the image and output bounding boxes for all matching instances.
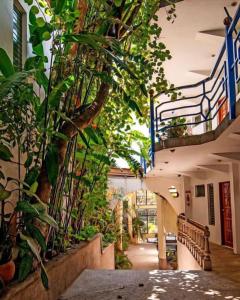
[177,213,212,271]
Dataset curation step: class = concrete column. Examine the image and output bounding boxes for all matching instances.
[229,163,240,254]
[157,196,168,269]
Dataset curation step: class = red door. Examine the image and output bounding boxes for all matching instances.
[219,182,233,247]
[218,97,228,124]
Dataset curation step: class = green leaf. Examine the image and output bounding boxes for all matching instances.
[78,132,90,148]
[0,48,15,78]
[114,0,122,7]
[0,71,32,99]
[27,224,47,252]
[92,153,111,165]
[20,233,41,262]
[45,145,59,186]
[42,31,51,41]
[36,17,45,27]
[84,127,99,144]
[53,0,66,14]
[38,213,58,229]
[15,201,40,216]
[0,144,13,161]
[18,254,33,281]
[40,264,49,289]
[48,75,75,109]
[24,154,33,168]
[123,95,142,116]
[30,181,38,194]
[25,166,39,186]
[0,183,11,201]
[24,0,33,4]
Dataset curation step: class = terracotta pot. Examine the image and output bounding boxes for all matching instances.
[0,260,15,283]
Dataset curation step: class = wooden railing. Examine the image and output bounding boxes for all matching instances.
[177,214,212,271]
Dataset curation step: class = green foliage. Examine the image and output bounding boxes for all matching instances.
[115,250,132,270]
[0,48,15,78]
[0,0,176,289]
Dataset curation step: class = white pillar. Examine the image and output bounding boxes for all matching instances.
[229,163,240,254]
[157,196,167,269]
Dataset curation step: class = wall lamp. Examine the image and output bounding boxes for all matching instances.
[168,186,179,198]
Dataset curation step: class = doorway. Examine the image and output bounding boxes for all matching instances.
[219,182,233,247]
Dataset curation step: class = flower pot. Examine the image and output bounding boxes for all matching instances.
[0,260,15,283]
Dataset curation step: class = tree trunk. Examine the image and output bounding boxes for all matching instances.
[36,80,110,204]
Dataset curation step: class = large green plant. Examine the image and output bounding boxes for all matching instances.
[0,0,175,288]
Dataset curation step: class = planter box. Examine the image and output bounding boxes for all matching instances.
[1,234,114,300]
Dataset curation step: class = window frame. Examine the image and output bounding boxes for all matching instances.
[13,1,26,71]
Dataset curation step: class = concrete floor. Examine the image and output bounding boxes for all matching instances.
[125,243,159,270]
[60,243,240,300]
[60,269,240,300]
[211,242,240,285]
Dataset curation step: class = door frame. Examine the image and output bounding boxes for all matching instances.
[219,181,233,247]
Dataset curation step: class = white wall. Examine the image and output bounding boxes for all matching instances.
[177,241,201,271]
[108,177,145,195]
[189,172,229,245]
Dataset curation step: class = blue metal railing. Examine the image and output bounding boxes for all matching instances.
[148,5,240,168]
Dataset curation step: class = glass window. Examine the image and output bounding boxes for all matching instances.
[137,209,157,234]
[13,4,23,70]
[207,184,215,225]
[136,190,146,205]
[195,185,205,197]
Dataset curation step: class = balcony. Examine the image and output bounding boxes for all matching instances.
[149,6,240,165]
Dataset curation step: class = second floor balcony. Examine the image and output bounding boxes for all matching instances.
[150,5,240,157]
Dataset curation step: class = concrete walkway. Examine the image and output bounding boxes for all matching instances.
[125,243,159,270]
[211,242,240,284]
[60,269,240,300]
[60,243,240,299]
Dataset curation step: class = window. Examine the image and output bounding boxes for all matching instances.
[195,185,205,197]
[137,208,157,234]
[13,3,24,70]
[136,190,156,206]
[207,184,215,225]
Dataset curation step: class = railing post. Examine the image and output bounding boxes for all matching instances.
[203,226,212,271]
[225,17,236,120]
[149,90,155,167]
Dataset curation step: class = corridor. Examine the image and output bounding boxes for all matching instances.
[125,243,159,270]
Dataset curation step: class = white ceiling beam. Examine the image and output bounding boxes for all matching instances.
[212,152,240,162]
[197,164,229,174]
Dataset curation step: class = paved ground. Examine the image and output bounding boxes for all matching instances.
[125,243,159,270]
[210,242,240,284]
[60,269,240,300]
[60,243,240,300]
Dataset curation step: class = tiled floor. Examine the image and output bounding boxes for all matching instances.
[210,242,240,284]
[125,243,159,270]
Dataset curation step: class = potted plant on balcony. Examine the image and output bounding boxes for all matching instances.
[161,117,187,138]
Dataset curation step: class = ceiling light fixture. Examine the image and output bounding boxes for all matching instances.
[168,186,179,198]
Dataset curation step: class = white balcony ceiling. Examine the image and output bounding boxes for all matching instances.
[157,0,239,87]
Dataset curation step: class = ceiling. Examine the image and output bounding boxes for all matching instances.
[156,0,239,87]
